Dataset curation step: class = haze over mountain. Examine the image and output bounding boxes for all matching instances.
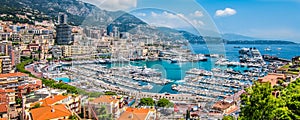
[222,33,257,41]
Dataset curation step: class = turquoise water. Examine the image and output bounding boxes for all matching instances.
[101,44,300,93]
[191,44,300,60]
[55,77,71,83]
[104,59,249,93]
[108,59,218,80]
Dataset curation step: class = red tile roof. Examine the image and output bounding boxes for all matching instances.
[258,73,286,87]
[118,107,151,120]
[212,101,234,111]
[0,72,28,78]
[92,95,119,104]
[0,94,8,103]
[0,88,16,93]
[31,95,68,107]
[0,89,5,93]
[5,89,15,93]
[0,103,7,113]
[30,104,72,120]
[18,84,40,90]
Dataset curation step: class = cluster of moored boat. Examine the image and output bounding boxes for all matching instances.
[170,47,270,100]
[171,67,252,100]
[63,64,172,92]
[185,68,255,80]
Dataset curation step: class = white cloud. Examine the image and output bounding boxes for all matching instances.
[192,20,204,26]
[150,12,158,17]
[215,8,237,17]
[82,0,137,11]
[177,13,185,18]
[136,13,146,17]
[150,11,184,19]
[192,10,203,17]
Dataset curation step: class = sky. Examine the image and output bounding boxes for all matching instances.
[197,0,300,42]
[82,0,300,42]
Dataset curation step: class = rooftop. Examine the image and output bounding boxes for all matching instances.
[0,103,7,113]
[258,73,286,87]
[92,95,119,104]
[0,94,8,103]
[18,84,40,90]
[212,101,234,111]
[30,104,72,120]
[0,72,28,78]
[118,107,151,120]
[4,89,15,93]
[31,94,68,107]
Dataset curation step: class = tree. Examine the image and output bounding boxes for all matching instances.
[280,78,300,119]
[239,79,300,120]
[16,98,22,106]
[88,92,103,97]
[46,58,54,62]
[157,98,171,108]
[104,91,117,96]
[31,103,41,109]
[272,107,294,120]
[69,115,78,120]
[223,115,234,120]
[140,98,155,106]
[239,82,283,120]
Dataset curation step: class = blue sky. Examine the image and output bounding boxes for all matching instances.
[197,0,300,41]
[83,0,300,42]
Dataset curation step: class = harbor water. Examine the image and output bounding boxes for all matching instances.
[100,44,300,93]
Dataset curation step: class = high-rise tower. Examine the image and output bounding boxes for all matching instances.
[56,13,73,45]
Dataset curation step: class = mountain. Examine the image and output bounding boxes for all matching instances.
[178,30,205,44]
[0,0,146,30]
[222,33,297,44]
[0,0,297,45]
[0,0,185,41]
[225,40,296,44]
[222,33,257,41]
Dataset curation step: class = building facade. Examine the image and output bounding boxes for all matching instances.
[55,13,72,45]
[0,56,12,74]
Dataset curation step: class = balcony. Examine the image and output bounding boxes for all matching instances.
[7,84,18,88]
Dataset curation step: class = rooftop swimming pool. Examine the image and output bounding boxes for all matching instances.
[54,77,71,83]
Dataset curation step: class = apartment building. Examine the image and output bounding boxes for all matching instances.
[0,72,28,90]
[29,94,81,114]
[118,107,157,120]
[0,56,12,74]
[91,95,121,118]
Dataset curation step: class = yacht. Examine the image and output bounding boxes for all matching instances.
[277,48,282,50]
[265,47,271,51]
[171,84,177,90]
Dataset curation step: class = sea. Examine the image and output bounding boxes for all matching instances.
[105,44,300,94]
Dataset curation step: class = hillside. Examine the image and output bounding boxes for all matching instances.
[0,0,146,29]
[0,0,51,24]
[222,33,257,41]
[0,0,297,45]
